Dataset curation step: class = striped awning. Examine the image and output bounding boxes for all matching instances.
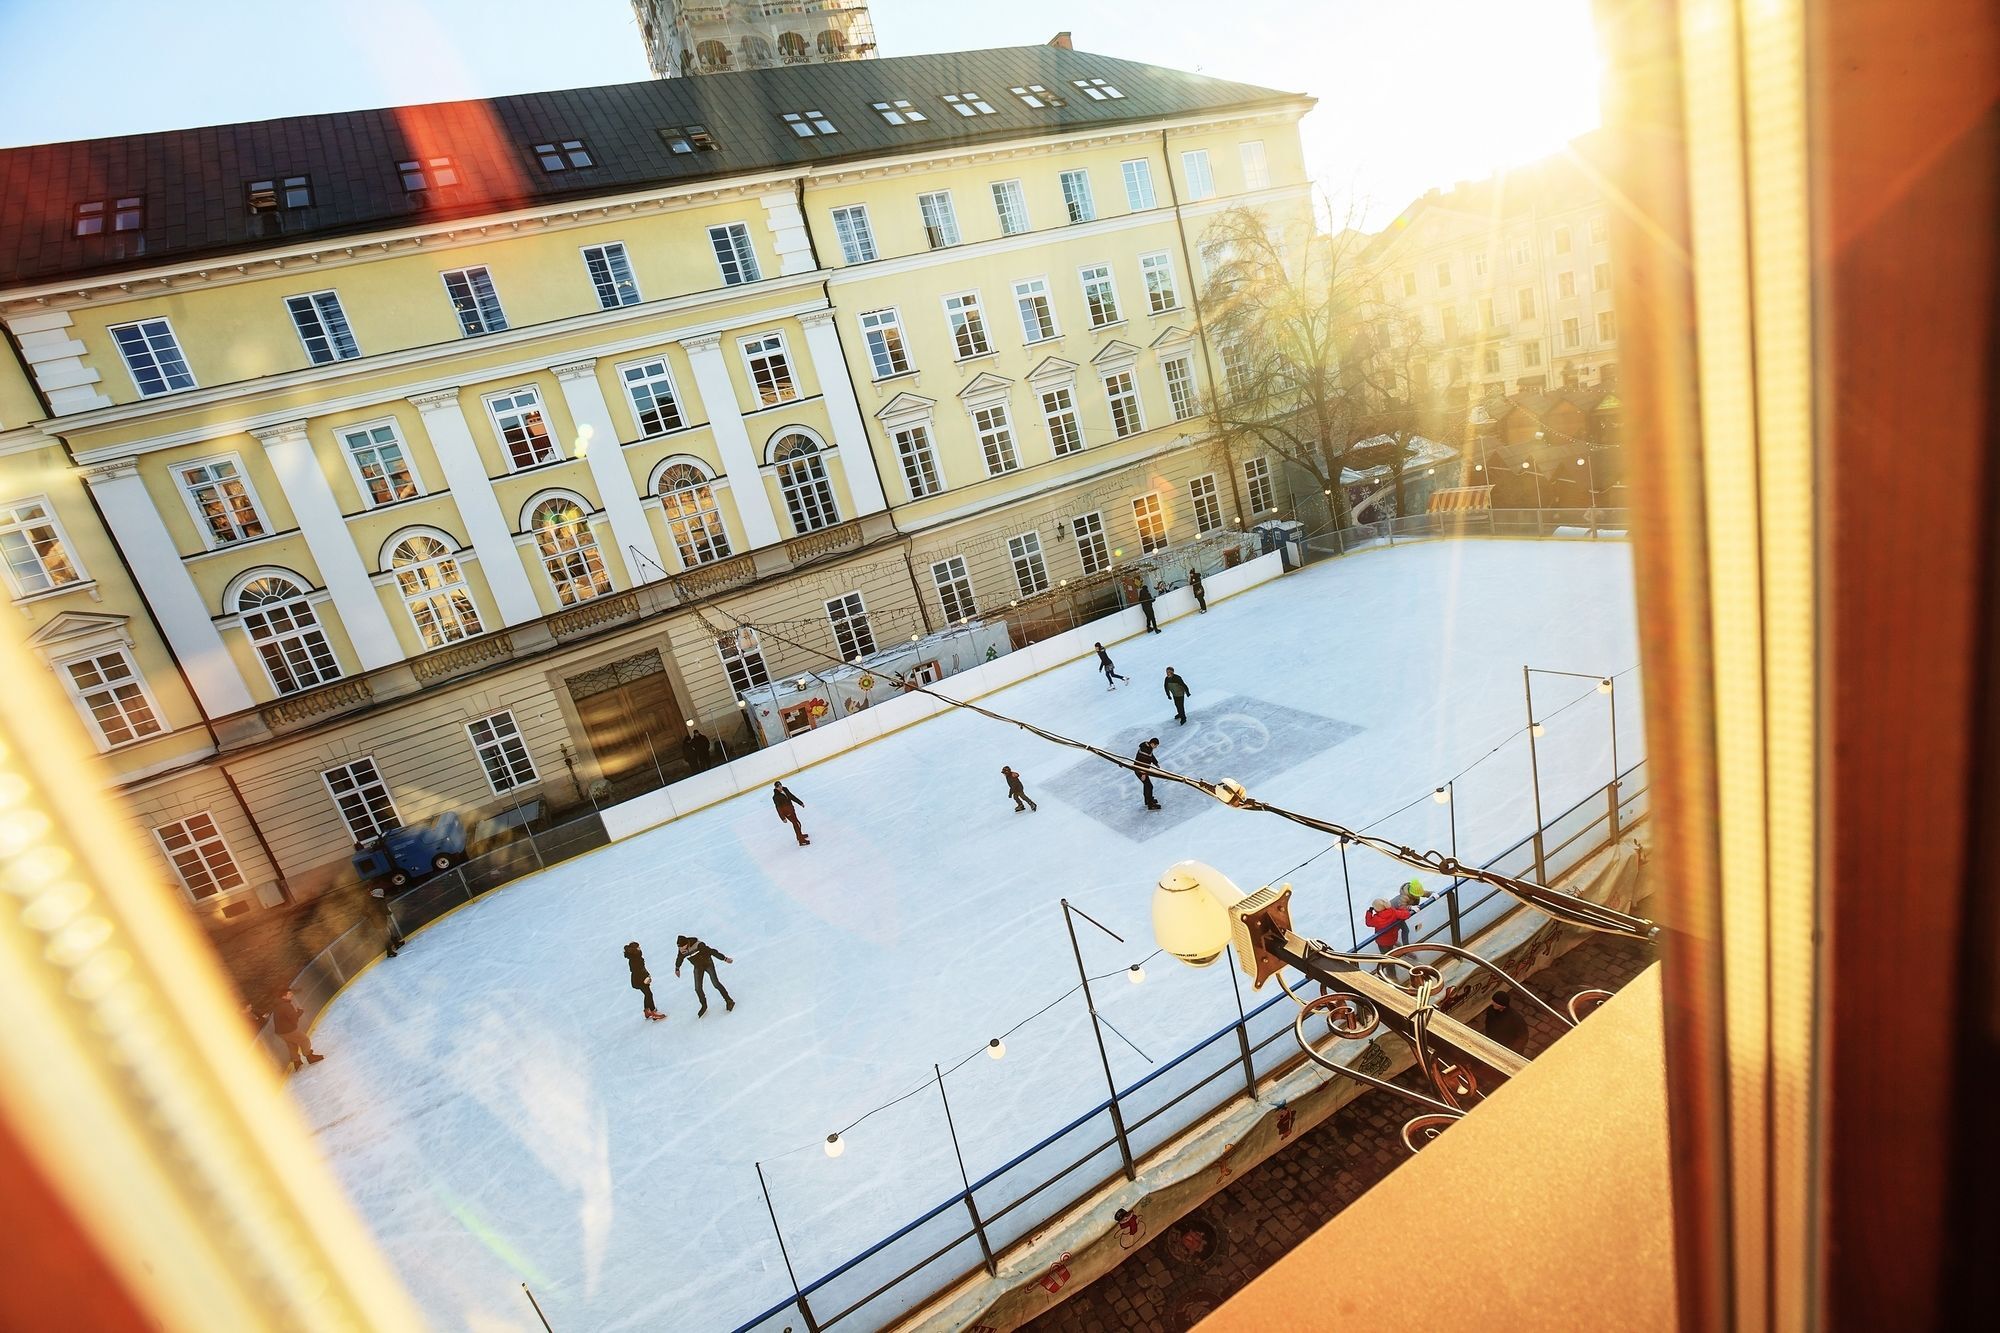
[1429,486,1494,513]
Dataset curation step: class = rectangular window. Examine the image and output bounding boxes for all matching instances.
[1122,158,1157,210]
[109,318,195,397]
[872,99,926,124]
[781,109,839,137]
[621,358,686,436]
[1441,308,1459,342]
[285,291,360,364]
[1104,370,1144,438]
[176,458,265,545]
[1079,264,1121,327]
[1243,456,1274,514]
[1132,494,1168,553]
[1523,341,1543,367]
[1015,277,1059,342]
[942,92,996,116]
[441,266,507,336]
[1558,270,1577,299]
[324,757,399,844]
[1473,251,1489,277]
[825,592,875,660]
[1590,215,1609,245]
[1562,316,1583,348]
[246,176,313,212]
[918,190,961,248]
[1402,271,1419,297]
[582,242,641,308]
[399,157,458,192]
[973,403,1021,475]
[340,423,419,507]
[1140,252,1179,313]
[1221,342,1252,400]
[1041,385,1084,456]
[895,424,944,498]
[533,139,593,171]
[717,628,771,694]
[487,388,559,469]
[944,291,991,359]
[1189,473,1222,533]
[1517,287,1537,320]
[1513,237,1533,265]
[1074,78,1124,100]
[1435,260,1453,288]
[1073,511,1111,573]
[154,813,245,901]
[1239,140,1270,190]
[0,497,83,596]
[831,205,877,263]
[1059,169,1096,224]
[659,124,718,153]
[930,556,978,622]
[1594,262,1612,292]
[1554,225,1572,255]
[61,649,161,748]
[858,308,912,379]
[467,710,538,794]
[1598,310,1618,341]
[1163,356,1199,421]
[1009,532,1051,596]
[1484,347,1502,374]
[741,333,797,407]
[1479,295,1499,329]
[709,223,761,286]
[1011,84,1066,108]
[1181,149,1215,200]
[76,199,141,235]
[991,180,1031,235]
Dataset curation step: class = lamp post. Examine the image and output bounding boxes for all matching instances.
[1060,898,1138,1181]
[1524,665,1625,865]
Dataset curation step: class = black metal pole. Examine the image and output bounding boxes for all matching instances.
[1338,838,1357,950]
[1445,778,1462,946]
[521,1283,555,1332]
[1224,944,1258,1098]
[1524,666,1548,880]
[1062,898,1137,1181]
[755,1162,820,1333]
[935,1063,998,1277]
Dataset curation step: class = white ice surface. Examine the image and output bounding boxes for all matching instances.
[291,540,1642,1332]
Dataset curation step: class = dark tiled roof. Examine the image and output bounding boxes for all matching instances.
[0,47,1303,289]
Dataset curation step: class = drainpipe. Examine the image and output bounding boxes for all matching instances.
[1163,129,1249,528]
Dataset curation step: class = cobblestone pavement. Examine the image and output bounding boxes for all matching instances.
[1023,932,1659,1331]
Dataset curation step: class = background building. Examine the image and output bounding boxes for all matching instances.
[633,0,878,78]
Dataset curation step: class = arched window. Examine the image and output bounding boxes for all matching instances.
[772,434,840,534]
[779,31,808,62]
[656,463,732,568]
[390,535,483,648]
[817,29,848,57]
[697,39,730,69]
[530,499,611,606]
[744,35,772,66]
[235,575,340,695]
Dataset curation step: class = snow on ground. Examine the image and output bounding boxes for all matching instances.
[290,539,1642,1332]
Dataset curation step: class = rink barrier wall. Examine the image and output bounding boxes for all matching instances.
[597,550,1287,844]
[728,761,1651,1333]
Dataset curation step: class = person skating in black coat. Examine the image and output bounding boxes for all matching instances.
[1134,737,1164,810]
[772,780,809,845]
[625,941,666,1020]
[1094,642,1130,690]
[675,935,736,1016]
[1138,582,1161,633]
[1188,569,1207,612]
[1164,667,1192,725]
[1002,765,1038,812]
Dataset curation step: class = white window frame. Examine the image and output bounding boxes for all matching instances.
[872,99,926,124]
[441,265,507,336]
[108,317,197,397]
[324,757,400,844]
[1435,260,1453,288]
[485,386,561,470]
[709,222,762,286]
[1121,158,1157,211]
[1563,316,1583,349]
[1163,355,1199,421]
[1590,216,1609,245]
[1558,270,1577,299]
[654,462,732,568]
[1132,493,1168,553]
[1473,251,1490,278]
[388,532,482,647]
[825,591,875,660]
[858,307,912,379]
[991,179,1031,236]
[772,433,840,533]
[467,710,539,794]
[619,356,687,437]
[1554,225,1573,255]
[831,204,877,264]
[1523,341,1543,368]
[153,812,246,902]
[1484,347,1503,375]
[338,421,422,508]
[1079,263,1121,328]
[1594,262,1613,293]
[533,138,593,171]
[1059,169,1096,224]
[1073,511,1111,574]
[1074,78,1124,100]
[1243,456,1275,514]
[528,495,613,606]
[581,241,641,309]
[285,290,360,364]
[1040,385,1084,457]
[918,190,961,249]
[1,495,86,598]
[1010,84,1066,108]
[235,574,341,695]
[894,424,944,499]
[973,403,1021,476]
[1008,531,1051,597]
[930,555,978,623]
[1140,251,1180,314]
[717,627,771,694]
[1014,277,1060,343]
[174,455,269,549]
[1180,149,1215,201]
[1598,311,1618,341]
[780,109,839,137]
[942,92,997,117]
[943,290,992,360]
[739,332,798,407]
[1103,369,1145,438]
[1188,473,1222,533]
[56,645,164,750]
[1238,140,1269,190]
[1518,287,1537,320]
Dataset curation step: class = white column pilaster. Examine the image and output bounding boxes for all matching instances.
[798,308,888,517]
[759,189,817,277]
[6,311,114,414]
[680,333,784,550]
[408,388,544,626]
[551,359,667,583]
[81,459,256,717]
[252,421,403,669]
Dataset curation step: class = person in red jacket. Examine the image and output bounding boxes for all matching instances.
[1364,897,1415,971]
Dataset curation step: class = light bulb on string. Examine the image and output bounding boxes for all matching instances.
[987,1038,1006,1060]
[824,1133,845,1158]
[1530,721,1545,738]
[1597,677,1614,694]
[1432,786,1450,804]
[1127,963,1146,985]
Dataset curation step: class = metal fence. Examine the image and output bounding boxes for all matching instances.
[1297,506,1632,564]
[729,756,1650,1333]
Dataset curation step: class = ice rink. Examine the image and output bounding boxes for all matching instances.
[291,539,1643,1331]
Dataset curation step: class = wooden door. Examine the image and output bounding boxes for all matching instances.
[568,653,688,779]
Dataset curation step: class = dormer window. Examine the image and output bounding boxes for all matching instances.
[781,110,838,138]
[73,197,143,237]
[942,92,996,117]
[1011,85,1067,108]
[659,124,719,154]
[1073,78,1125,100]
[398,157,459,192]
[247,176,313,213]
[871,99,926,125]
[533,139,593,172]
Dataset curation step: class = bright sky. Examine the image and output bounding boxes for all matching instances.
[0,0,1602,230]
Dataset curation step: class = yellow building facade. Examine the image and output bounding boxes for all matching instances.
[0,47,1313,919]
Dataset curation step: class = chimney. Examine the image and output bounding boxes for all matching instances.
[1047,31,1073,49]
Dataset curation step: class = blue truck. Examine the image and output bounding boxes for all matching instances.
[350,811,468,890]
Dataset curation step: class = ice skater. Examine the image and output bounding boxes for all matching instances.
[1002,765,1038,812]
[1364,898,1415,973]
[370,884,404,958]
[772,779,809,845]
[1138,582,1161,633]
[1188,569,1207,613]
[1094,641,1130,690]
[674,935,736,1015]
[1163,667,1191,725]
[1134,737,1164,810]
[625,941,667,1020]
[270,988,324,1069]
